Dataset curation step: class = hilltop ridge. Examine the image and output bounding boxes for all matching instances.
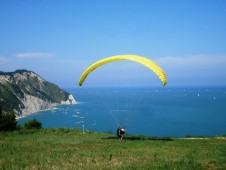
[0,69,76,117]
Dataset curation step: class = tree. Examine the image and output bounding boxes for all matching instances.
[0,112,18,131]
[0,102,2,119]
[0,99,18,131]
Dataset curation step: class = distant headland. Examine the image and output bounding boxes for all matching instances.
[0,69,76,118]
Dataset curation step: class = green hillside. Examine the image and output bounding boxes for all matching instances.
[0,69,70,115]
[0,129,225,169]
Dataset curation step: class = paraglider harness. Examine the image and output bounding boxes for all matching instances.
[117,126,126,140]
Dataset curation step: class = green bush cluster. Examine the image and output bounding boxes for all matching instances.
[0,104,42,131]
[24,119,42,129]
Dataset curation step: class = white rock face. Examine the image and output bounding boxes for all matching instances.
[61,94,77,104]
[20,94,76,116]
[0,76,10,84]
[21,94,57,116]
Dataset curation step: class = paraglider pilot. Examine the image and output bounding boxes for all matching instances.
[117,126,126,142]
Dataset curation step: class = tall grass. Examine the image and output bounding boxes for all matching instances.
[0,129,225,169]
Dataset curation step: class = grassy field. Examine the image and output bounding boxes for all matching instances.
[0,129,225,170]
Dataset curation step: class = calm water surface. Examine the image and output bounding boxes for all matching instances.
[18,87,226,137]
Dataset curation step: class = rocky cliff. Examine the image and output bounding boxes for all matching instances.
[0,69,76,117]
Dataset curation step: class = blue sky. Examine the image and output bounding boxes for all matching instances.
[0,0,226,87]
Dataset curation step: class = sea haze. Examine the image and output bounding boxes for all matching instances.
[18,87,226,137]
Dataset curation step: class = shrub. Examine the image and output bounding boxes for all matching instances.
[24,119,42,129]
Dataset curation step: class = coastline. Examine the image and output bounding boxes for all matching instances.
[16,102,77,120]
[16,107,58,120]
[16,94,77,120]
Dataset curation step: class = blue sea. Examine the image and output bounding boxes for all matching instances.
[18,87,226,137]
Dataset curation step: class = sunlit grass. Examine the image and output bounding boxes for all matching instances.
[0,129,225,169]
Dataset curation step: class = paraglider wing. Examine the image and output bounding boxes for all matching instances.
[78,55,167,86]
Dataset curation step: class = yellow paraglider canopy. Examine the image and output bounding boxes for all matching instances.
[79,54,167,86]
